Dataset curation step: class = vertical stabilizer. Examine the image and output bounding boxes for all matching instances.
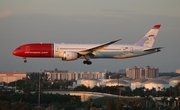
[134,24,161,48]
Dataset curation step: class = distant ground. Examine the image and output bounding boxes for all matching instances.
[82,96,145,108]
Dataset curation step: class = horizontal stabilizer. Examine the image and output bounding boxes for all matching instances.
[144,47,164,51]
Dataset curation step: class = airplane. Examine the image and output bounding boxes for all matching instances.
[12,24,163,65]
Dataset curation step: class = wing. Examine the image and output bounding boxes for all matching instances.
[144,47,164,52]
[79,39,121,55]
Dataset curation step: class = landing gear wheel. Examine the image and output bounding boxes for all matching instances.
[87,61,92,65]
[83,60,92,65]
[24,60,27,63]
[83,60,87,64]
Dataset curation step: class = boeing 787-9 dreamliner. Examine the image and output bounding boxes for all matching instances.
[12,24,163,65]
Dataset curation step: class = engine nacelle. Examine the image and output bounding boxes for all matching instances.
[62,51,78,61]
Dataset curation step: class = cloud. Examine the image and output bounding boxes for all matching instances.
[0,6,28,18]
[0,9,13,18]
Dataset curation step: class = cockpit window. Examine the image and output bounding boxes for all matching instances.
[16,47,21,50]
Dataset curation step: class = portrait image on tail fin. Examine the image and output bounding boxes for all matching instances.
[135,24,161,48]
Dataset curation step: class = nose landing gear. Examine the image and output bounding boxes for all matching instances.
[23,57,27,63]
[24,59,27,63]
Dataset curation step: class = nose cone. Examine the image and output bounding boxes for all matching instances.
[12,50,17,56]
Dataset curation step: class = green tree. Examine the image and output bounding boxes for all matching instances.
[144,96,152,109]
[87,98,93,110]
[90,86,103,92]
[132,87,144,97]
[0,101,10,110]
[74,85,90,91]
[107,100,115,110]
[161,97,168,107]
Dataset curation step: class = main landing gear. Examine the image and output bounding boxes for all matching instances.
[83,60,92,65]
[83,55,92,65]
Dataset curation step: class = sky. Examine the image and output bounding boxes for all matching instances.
[0,0,180,72]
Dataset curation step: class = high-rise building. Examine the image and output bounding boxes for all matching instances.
[126,66,159,79]
[144,66,159,78]
[44,68,68,81]
[44,68,107,81]
[126,66,144,79]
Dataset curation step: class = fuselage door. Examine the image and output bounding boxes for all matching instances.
[130,47,134,53]
[26,46,30,52]
[55,46,59,52]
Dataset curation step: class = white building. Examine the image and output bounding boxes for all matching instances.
[144,79,169,90]
[131,79,148,90]
[73,78,131,88]
[76,78,100,88]
[99,79,112,87]
[106,79,129,87]
[72,76,179,91]
[169,76,180,87]
[157,76,171,81]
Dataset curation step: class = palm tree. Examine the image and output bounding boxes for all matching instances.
[169,97,176,109]
[87,98,93,110]
[132,99,144,109]
[161,96,167,107]
[107,100,115,110]
[174,83,180,96]
[144,96,152,109]
[169,86,172,97]
[177,98,180,107]
[121,98,129,106]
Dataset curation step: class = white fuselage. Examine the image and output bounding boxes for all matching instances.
[53,43,152,59]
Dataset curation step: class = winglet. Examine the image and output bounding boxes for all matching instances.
[108,39,122,44]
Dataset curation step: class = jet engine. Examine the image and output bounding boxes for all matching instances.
[62,51,78,61]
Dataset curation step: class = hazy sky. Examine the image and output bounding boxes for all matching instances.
[0,0,180,72]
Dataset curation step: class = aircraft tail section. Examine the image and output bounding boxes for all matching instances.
[134,24,161,48]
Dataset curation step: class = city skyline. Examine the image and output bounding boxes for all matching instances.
[0,1,180,72]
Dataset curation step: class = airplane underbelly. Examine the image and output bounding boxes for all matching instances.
[93,51,145,59]
[93,52,123,58]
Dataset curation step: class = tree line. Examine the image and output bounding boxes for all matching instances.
[1,72,180,109]
[0,91,81,110]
